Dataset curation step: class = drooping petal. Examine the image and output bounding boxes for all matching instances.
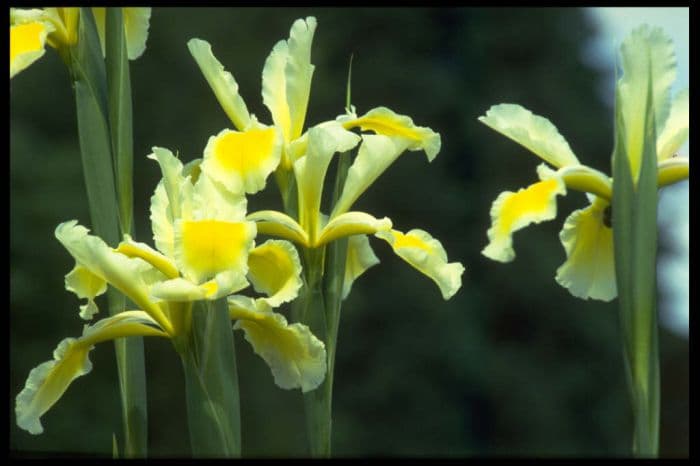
[478,104,579,168]
[555,198,616,301]
[342,234,380,299]
[339,106,441,161]
[482,177,567,263]
[657,157,689,188]
[331,134,412,217]
[15,311,166,435]
[188,38,251,131]
[247,240,303,307]
[10,15,53,78]
[173,218,256,285]
[228,296,326,393]
[375,229,464,300]
[64,264,107,320]
[247,210,309,246]
[294,121,361,241]
[617,25,677,181]
[657,88,689,162]
[55,221,173,335]
[201,126,282,195]
[316,211,392,247]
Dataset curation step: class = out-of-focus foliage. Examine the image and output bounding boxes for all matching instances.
[10,7,688,457]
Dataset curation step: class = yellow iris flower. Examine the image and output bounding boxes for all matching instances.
[480,26,689,302]
[189,17,465,300]
[10,7,151,78]
[15,149,326,435]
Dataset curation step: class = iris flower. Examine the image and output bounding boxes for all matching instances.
[479,26,689,301]
[15,148,326,435]
[10,7,151,78]
[189,17,464,301]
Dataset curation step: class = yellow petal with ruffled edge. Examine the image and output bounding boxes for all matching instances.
[247,210,309,246]
[201,126,282,195]
[294,122,361,241]
[375,229,464,300]
[316,211,392,247]
[555,198,616,301]
[248,240,302,307]
[65,264,107,320]
[331,134,411,217]
[92,8,151,60]
[55,221,173,335]
[478,104,579,168]
[188,38,251,131]
[482,177,566,263]
[228,296,326,392]
[617,26,677,182]
[10,16,53,78]
[657,89,688,162]
[340,106,441,161]
[173,219,257,286]
[15,311,166,435]
[342,235,380,299]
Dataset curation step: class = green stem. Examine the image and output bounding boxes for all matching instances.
[181,299,241,457]
[71,8,147,457]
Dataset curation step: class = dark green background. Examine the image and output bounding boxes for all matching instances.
[10,7,688,457]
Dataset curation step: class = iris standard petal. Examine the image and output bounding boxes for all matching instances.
[15,311,166,435]
[482,176,566,263]
[342,234,380,299]
[92,8,151,60]
[228,296,326,393]
[375,229,464,300]
[478,104,579,168]
[64,264,107,320]
[339,106,441,161]
[284,17,317,142]
[188,38,251,131]
[555,198,616,301]
[247,240,303,307]
[201,126,282,195]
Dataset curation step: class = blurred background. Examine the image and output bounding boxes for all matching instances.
[10,7,688,457]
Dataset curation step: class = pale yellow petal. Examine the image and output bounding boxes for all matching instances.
[478,103,579,168]
[10,19,52,78]
[122,8,151,60]
[342,234,380,299]
[316,212,392,247]
[64,264,107,320]
[657,89,688,162]
[482,177,566,262]
[247,240,303,307]
[15,311,165,435]
[555,198,616,301]
[228,296,326,392]
[340,106,441,160]
[284,17,317,141]
[262,40,292,144]
[375,229,464,300]
[247,210,309,246]
[115,235,179,279]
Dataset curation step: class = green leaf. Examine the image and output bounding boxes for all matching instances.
[182,299,241,457]
[106,8,134,236]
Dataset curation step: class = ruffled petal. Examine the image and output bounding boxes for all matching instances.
[375,229,464,300]
[657,88,688,162]
[482,177,566,263]
[555,198,616,301]
[228,296,326,392]
[478,103,579,168]
[331,134,412,217]
[15,311,166,435]
[10,15,53,78]
[201,126,282,195]
[342,234,380,299]
[64,264,107,320]
[55,221,173,335]
[339,106,441,160]
[316,211,392,247]
[188,38,251,131]
[247,240,303,307]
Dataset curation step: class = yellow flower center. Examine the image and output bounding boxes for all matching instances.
[181,220,249,279]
